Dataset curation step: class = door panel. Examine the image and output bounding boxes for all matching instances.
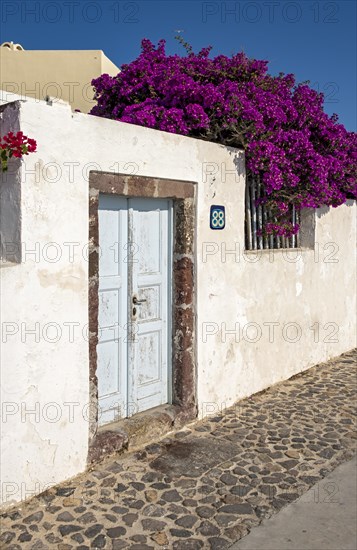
[97,195,172,425]
[97,195,128,425]
[129,198,171,414]
[137,285,160,321]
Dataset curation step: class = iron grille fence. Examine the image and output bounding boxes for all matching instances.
[245,176,300,251]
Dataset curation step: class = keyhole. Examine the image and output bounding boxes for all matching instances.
[132,307,137,316]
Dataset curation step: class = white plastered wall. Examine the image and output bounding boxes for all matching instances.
[0,96,355,506]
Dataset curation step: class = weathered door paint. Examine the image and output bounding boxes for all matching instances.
[97,195,172,425]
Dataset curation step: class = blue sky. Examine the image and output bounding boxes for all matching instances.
[1,0,356,130]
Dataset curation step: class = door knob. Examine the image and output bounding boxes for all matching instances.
[133,296,147,305]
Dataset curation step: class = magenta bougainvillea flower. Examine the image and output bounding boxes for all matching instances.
[90,39,356,236]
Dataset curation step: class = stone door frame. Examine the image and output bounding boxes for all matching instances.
[88,171,197,462]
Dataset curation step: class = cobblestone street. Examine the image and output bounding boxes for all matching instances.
[1,349,356,550]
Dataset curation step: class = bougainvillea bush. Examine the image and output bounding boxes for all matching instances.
[91,39,356,236]
[0,131,37,172]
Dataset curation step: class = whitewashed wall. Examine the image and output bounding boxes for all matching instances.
[0,96,355,507]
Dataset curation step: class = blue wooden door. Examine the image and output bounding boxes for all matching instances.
[97,196,172,425]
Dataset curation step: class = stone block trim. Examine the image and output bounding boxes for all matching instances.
[89,171,195,199]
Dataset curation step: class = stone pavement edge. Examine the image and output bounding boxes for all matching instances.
[229,455,357,550]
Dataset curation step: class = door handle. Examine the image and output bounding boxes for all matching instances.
[133,296,147,305]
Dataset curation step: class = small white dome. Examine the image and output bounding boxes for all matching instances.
[1,41,25,51]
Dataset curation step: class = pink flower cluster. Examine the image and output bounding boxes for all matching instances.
[0,131,37,172]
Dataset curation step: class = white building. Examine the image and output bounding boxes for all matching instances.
[0,94,355,508]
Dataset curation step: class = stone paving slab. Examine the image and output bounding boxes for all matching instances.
[1,349,356,550]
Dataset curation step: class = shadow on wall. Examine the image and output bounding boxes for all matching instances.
[317,199,355,219]
[0,157,22,264]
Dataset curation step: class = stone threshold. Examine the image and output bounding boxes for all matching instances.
[88,404,196,465]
